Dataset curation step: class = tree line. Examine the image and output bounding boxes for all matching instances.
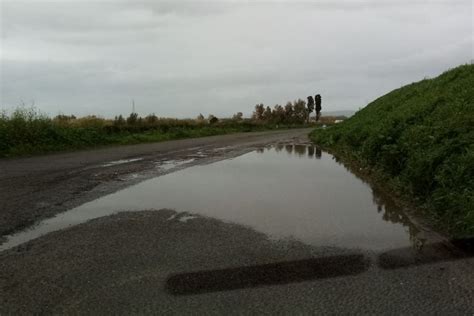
[53,94,323,129]
[252,94,322,124]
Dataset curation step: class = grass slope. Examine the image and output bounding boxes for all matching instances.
[311,64,474,237]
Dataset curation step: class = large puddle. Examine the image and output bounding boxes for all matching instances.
[1,144,419,251]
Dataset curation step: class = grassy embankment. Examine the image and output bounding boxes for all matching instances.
[0,110,322,158]
[310,64,473,237]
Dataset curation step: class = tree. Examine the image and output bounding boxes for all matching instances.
[293,99,307,124]
[284,102,294,123]
[196,113,205,122]
[208,114,218,124]
[126,112,138,125]
[263,106,272,121]
[272,105,285,123]
[307,96,315,122]
[232,112,243,121]
[54,114,76,122]
[252,103,265,121]
[145,114,158,125]
[315,94,322,121]
[114,115,126,126]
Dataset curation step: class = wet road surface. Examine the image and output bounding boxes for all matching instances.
[0,129,310,237]
[1,129,473,314]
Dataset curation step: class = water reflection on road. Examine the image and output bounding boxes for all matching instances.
[1,142,419,251]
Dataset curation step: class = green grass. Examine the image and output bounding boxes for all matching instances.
[310,64,474,237]
[0,109,311,158]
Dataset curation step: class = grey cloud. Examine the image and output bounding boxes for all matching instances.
[1,0,472,118]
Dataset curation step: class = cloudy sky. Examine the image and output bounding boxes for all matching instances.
[1,0,472,118]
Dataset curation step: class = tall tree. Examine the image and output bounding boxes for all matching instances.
[252,104,265,121]
[315,94,322,121]
[293,99,307,124]
[126,112,138,125]
[272,105,285,123]
[307,96,315,122]
[263,106,272,121]
[232,112,243,121]
[196,113,205,122]
[284,102,294,123]
[208,114,218,124]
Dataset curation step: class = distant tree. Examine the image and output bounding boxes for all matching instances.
[272,105,285,123]
[126,112,138,125]
[315,94,322,121]
[293,99,307,124]
[252,103,265,121]
[307,96,315,122]
[208,114,219,124]
[196,113,205,122]
[284,102,294,123]
[263,106,272,121]
[145,114,158,125]
[54,114,76,125]
[114,115,126,126]
[232,112,243,121]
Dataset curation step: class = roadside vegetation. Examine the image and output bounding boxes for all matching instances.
[0,97,342,157]
[310,64,474,237]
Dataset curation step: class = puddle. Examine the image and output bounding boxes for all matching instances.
[101,158,143,167]
[1,144,419,251]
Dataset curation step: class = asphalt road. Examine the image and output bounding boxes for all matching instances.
[0,129,310,237]
[1,129,473,314]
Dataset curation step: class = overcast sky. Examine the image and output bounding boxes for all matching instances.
[1,0,472,118]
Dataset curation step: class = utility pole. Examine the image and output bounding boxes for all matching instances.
[132,99,136,114]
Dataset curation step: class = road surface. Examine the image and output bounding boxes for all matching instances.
[0,129,473,314]
[0,129,310,237]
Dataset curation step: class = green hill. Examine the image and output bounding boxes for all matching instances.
[311,64,474,237]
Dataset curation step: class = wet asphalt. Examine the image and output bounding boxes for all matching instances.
[1,211,473,314]
[0,129,310,238]
[0,129,473,314]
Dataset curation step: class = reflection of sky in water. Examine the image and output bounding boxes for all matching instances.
[1,145,416,251]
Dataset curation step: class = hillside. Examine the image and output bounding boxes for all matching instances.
[310,64,474,237]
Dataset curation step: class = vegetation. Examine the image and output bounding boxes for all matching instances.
[1,96,335,157]
[310,64,474,237]
[252,99,314,124]
[307,96,315,122]
[315,94,322,121]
